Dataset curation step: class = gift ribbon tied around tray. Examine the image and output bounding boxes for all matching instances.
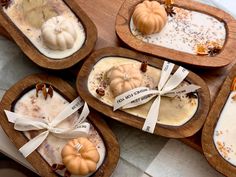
[4,96,90,157]
[113,61,201,134]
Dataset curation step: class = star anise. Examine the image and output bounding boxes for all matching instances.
[208,47,221,57]
[165,5,176,17]
[1,0,11,9]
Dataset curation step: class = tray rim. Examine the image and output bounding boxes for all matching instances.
[115,0,236,68]
[0,0,97,70]
[0,73,120,177]
[202,64,236,176]
[76,47,211,138]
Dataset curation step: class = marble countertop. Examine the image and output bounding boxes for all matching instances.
[0,0,233,176]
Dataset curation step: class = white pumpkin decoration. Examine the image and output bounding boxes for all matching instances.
[106,64,143,97]
[41,16,77,51]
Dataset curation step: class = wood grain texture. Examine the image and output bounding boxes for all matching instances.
[0,24,11,40]
[76,47,210,138]
[1,0,236,153]
[0,0,97,70]
[115,0,236,68]
[202,64,236,177]
[0,74,120,177]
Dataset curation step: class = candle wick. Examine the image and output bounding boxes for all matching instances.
[74,143,83,152]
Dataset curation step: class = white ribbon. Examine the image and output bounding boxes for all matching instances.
[4,97,90,157]
[113,61,200,134]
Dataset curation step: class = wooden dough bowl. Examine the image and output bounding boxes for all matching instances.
[115,0,236,68]
[0,0,97,70]
[76,47,210,138]
[0,74,120,177]
[202,64,236,177]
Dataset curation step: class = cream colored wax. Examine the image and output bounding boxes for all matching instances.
[88,57,198,126]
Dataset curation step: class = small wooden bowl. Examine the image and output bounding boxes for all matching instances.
[0,0,97,70]
[0,74,119,177]
[115,0,236,68]
[76,47,210,138]
[202,65,236,176]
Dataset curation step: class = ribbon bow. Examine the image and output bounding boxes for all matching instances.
[4,97,90,157]
[113,61,200,133]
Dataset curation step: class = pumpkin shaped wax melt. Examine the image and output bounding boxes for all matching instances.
[41,16,77,51]
[61,137,100,176]
[132,0,167,35]
[106,64,143,97]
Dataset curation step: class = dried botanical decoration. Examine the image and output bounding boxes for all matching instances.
[195,41,222,56]
[36,83,47,99]
[35,83,54,100]
[96,87,105,96]
[186,92,198,99]
[47,85,54,98]
[1,0,11,8]
[64,170,71,177]
[51,164,71,177]
[216,140,230,159]
[208,47,221,57]
[195,43,208,55]
[232,94,236,101]
[207,41,222,56]
[51,164,65,171]
[165,5,176,17]
[140,60,148,72]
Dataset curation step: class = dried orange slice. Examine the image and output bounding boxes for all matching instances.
[231,77,236,91]
[195,44,208,55]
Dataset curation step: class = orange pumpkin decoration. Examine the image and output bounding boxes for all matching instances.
[106,64,143,97]
[61,137,100,176]
[133,0,167,35]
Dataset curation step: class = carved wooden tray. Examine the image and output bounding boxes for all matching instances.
[76,47,210,138]
[0,74,119,177]
[202,64,236,176]
[0,0,97,70]
[115,0,236,68]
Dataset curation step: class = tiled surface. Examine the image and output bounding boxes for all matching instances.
[0,37,41,90]
[107,119,168,171]
[0,0,234,177]
[111,159,144,177]
[146,140,223,177]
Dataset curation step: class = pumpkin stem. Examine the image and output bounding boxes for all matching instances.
[64,170,71,177]
[51,164,65,171]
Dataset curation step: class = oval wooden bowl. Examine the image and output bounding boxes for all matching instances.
[202,65,236,176]
[0,74,120,177]
[0,0,97,70]
[76,47,210,138]
[115,0,236,68]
